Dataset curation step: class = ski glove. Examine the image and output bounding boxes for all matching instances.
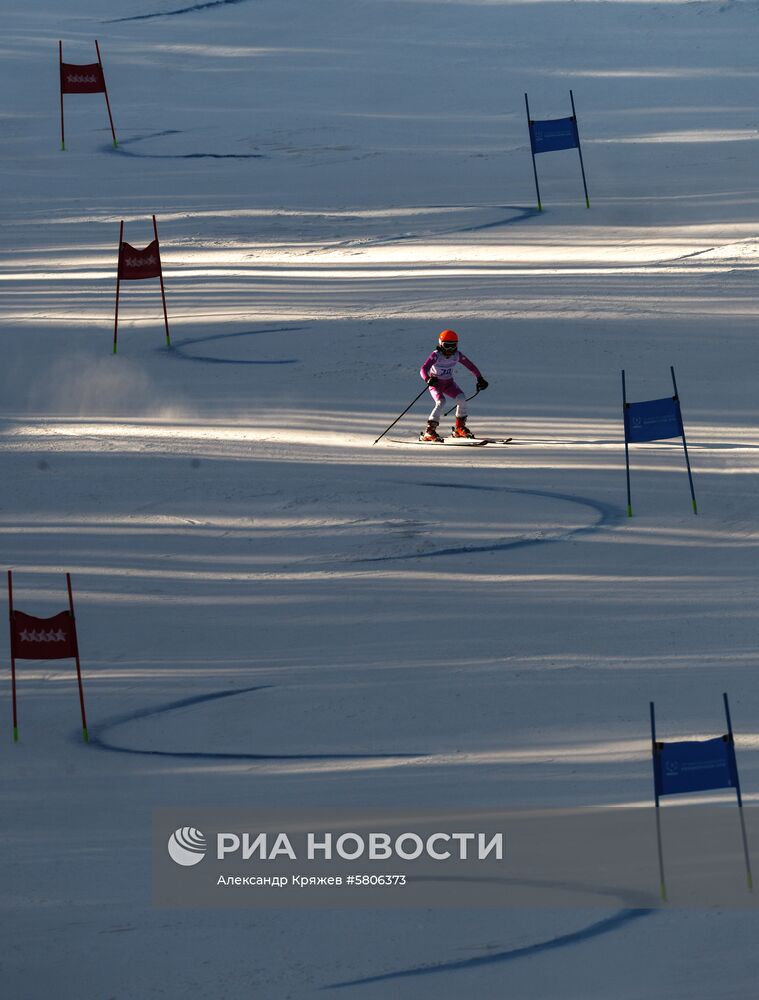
[476,377,489,391]
[426,376,439,387]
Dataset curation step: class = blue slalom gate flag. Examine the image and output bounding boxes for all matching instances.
[654,736,737,797]
[622,368,697,515]
[524,91,590,210]
[624,396,682,444]
[650,695,753,900]
[529,116,579,155]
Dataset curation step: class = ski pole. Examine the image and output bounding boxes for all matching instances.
[372,386,430,445]
[444,389,480,417]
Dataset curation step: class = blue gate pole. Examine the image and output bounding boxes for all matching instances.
[569,90,590,209]
[650,702,667,901]
[622,370,632,517]
[723,692,753,891]
[525,93,543,212]
[669,366,698,514]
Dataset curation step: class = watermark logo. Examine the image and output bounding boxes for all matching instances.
[167,827,206,867]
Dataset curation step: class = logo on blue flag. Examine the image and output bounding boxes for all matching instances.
[624,396,682,443]
[529,116,579,155]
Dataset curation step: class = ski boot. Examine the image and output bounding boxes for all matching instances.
[420,420,444,442]
[452,416,475,438]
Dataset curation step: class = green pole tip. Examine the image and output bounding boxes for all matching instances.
[660,883,667,902]
[13,727,19,742]
[82,729,89,743]
[113,139,118,148]
[627,505,633,518]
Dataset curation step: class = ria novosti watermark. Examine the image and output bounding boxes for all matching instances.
[212,829,503,862]
[153,806,759,909]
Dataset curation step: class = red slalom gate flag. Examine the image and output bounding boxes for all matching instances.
[11,611,78,660]
[118,239,162,281]
[7,571,89,743]
[60,62,106,94]
[59,40,117,150]
[113,216,172,354]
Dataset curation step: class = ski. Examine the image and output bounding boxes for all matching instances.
[441,437,488,447]
[389,436,512,447]
[439,436,512,446]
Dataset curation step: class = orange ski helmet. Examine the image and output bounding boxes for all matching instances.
[438,329,459,357]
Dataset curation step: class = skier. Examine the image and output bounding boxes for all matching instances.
[419,329,488,441]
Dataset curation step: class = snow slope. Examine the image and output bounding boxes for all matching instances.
[3,0,759,997]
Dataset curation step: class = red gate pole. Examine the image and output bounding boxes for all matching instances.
[113,220,123,354]
[8,571,19,742]
[95,40,118,148]
[66,574,89,743]
[153,215,171,348]
[59,41,66,151]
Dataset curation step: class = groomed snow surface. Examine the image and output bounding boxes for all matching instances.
[3,0,759,997]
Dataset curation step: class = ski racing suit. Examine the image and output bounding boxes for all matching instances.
[420,349,483,423]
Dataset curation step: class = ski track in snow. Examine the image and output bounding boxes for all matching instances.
[87,685,655,991]
[116,150,265,160]
[327,487,643,988]
[166,325,303,365]
[319,205,541,252]
[358,483,621,563]
[107,0,254,23]
[109,130,265,160]
[87,685,428,761]
[110,147,265,161]
[326,907,654,989]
